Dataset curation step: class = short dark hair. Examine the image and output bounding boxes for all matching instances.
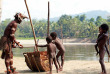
[50,32,57,38]
[100,24,109,33]
[46,36,52,43]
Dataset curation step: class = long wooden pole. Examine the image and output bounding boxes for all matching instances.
[0,0,2,23]
[61,25,63,43]
[47,1,50,36]
[108,32,109,62]
[24,0,40,72]
[24,0,38,51]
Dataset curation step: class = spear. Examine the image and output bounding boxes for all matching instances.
[24,0,38,51]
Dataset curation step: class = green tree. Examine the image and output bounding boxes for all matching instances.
[95,16,106,26]
[79,14,86,22]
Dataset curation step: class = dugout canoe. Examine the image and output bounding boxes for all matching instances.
[23,51,50,72]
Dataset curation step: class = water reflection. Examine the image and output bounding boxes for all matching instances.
[12,45,109,61]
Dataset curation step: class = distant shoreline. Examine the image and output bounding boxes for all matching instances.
[17,38,96,48]
[17,38,95,44]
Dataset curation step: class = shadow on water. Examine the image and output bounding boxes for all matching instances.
[12,44,109,61]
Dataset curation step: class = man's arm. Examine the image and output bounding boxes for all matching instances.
[10,23,23,48]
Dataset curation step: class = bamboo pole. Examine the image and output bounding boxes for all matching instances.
[61,25,63,43]
[24,0,38,51]
[47,1,50,36]
[0,0,2,23]
[24,0,40,72]
[108,32,109,62]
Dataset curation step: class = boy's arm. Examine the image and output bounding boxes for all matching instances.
[94,44,99,56]
[95,34,101,55]
[37,44,47,47]
[105,44,110,56]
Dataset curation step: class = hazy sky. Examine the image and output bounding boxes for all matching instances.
[1,0,110,20]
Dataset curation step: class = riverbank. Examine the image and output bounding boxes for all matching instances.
[0,57,110,74]
[16,39,96,48]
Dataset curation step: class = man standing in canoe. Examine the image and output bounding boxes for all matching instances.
[0,13,27,74]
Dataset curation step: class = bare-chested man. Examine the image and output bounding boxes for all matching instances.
[50,32,65,71]
[0,13,27,74]
[95,24,110,74]
[37,36,59,74]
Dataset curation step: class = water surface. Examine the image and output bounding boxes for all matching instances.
[12,44,109,61]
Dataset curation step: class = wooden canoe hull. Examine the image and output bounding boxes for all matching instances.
[23,51,50,72]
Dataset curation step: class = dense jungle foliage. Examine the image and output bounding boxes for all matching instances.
[0,14,110,40]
